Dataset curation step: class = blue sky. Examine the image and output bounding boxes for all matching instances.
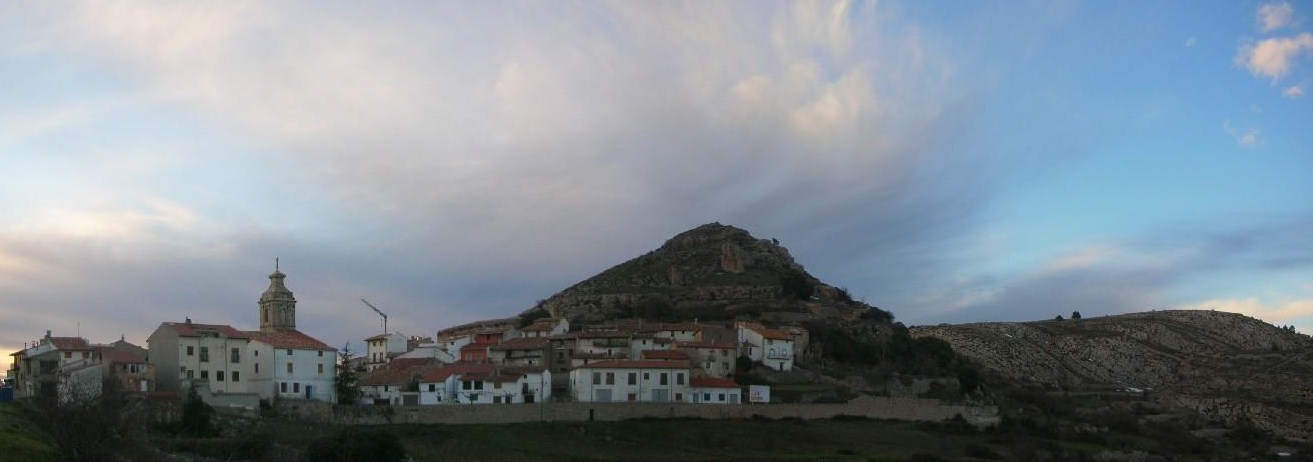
[2,1,1311,354]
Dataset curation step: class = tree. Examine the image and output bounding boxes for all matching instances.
[336,342,363,405]
[1071,311,1082,320]
[1054,315,1064,321]
[180,386,214,436]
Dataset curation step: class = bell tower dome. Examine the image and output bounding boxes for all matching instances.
[259,259,297,332]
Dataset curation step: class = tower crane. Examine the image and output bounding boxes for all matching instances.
[361,299,388,335]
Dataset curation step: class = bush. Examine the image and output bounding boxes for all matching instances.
[306,427,406,462]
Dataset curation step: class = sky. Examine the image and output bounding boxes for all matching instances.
[3,1,1312,356]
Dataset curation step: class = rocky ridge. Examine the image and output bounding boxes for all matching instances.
[526,223,867,325]
[912,310,1313,440]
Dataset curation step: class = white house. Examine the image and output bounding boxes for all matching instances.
[570,360,691,403]
[364,332,408,371]
[246,331,337,402]
[394,343,459,364]
[418,364,550,405]
[690,377,742,404]
[357,357,440,405]
[147,321,254,395]
[736,322,794,371]
[241,264,338,403]
[7,332,96,400]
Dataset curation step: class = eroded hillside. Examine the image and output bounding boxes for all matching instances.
[912,310,1313,440]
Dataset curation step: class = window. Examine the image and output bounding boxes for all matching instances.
[64,352,71,359]
[82,352,89,359]
[286,349,293,355]
[643,372,650,381]
[200,370,209,379]
[703,393,710,401]
[676,373,684,385]
[255,363,259,374]
[186,346,194,356]
[592,372,601,385]
[494,382,502,389]
[718,393,726,402]
[428,384,436,392]
[254,350,258,357]
[187,370,194,379]
[659,373,668,386]
[675,393,682,401]
[232,371,240,382]
[605,372,615,385]
[286,363,293,374]
[231,348,240,363]
[318,364,324,374]
[628,393,637,401]
[280,382,287,393]
[318,350,324,357]
[628,372,637,385]
[216,371,225,382]
[293,383,300,393]
[199,347,209,362]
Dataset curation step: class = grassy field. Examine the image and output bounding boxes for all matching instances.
[0,404,59,462]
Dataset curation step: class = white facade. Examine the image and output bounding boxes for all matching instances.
[736,323,795,372]
[420,367,551,405]
[690,378,742,404]
[248,340,336,402]
[365,333,408,371]
[570,360,691,403]
[147,322,254,394]
[395,344,459,364]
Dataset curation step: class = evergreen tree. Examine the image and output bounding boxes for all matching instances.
[336,342,363,405]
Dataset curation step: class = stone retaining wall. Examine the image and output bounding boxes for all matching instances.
[276,397,998,427]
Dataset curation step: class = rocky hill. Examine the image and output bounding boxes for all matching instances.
[525,223,869,325]
[912,310,1313,440]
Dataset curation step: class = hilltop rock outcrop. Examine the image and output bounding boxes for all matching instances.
[526,223,867,324]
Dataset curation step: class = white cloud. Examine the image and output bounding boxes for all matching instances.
[1185,37,1197,48]
[1236,33,1313,81]
[1186,297,1313,332]
[1283,85,1305,97]
[1223,120,1260,148]
[1258,2,1295,32]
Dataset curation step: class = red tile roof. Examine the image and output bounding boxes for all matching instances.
[246,330,335,351]
[489,337,550,351]
[365,333,393,342]
[159,322,250,339]
[49,336,91,350]
[101,348,146,364]
[690,377,740,388]
[741,322,792,341]
[677,340,736,349]
[358,358,442,386]
[575,360,690,370]
[640,350,690,361]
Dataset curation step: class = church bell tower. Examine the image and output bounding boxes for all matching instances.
[259,259,297,332]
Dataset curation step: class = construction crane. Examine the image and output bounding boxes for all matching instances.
[360,299,388,335]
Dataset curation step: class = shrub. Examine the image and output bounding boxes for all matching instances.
[306,427,406,462]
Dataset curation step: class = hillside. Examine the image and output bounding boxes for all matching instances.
[912,310,1313,440]
[525,223,869,325]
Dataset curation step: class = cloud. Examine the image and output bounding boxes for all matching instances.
[1283,85,1305,97]
[1223,120,1260,148]
[1258,2,1295,32]
[1236,33,1313,81]
[1184,37,1197,48]
[1186,297,1313,324]
[917,216,1313,324]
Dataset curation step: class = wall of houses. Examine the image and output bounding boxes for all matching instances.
[278,397,998,427]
